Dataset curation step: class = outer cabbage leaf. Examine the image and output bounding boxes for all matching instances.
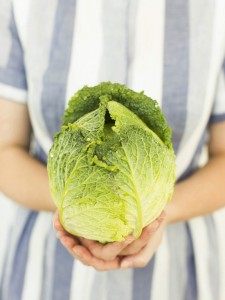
[105,101,175,238]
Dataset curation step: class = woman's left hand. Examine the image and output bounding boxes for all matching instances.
[119,212,166,269]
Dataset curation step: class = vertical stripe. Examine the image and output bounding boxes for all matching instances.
[7,212,38,300]
[40,228,57,300]
[70,260,97,300]
[1,208,31,299]
[21,213,53,300]
[189,217,214,300]
[179,0,214,150]
[126,0,138,84]
[167,223,193,300]
[175,0,223,178]
[211,0,225,65]
[185,223,197,300]
[213,208,225,300]
[151,233,170,300]
[162,0,189,153]
[132,256,155,300]
[204,216,219,300]
[89,271,107,300]
[107,269,133,300]
[0,194,17,289]
[13,0,30,47]
[98,0,129,84]
[41,0,76,138]
[128,0,165,104]
[0,0,12,66]
[52,239,74,300]
[26,0,59,153]
[0,8,27,90]
[65,0,104,104]
[177,131,208,182]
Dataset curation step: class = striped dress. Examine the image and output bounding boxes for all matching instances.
[1,1,225,299]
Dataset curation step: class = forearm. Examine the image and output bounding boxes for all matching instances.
[0,145,56,212]
[167,153,225,223]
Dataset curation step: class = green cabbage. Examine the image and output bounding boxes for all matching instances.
[47,82,175,243]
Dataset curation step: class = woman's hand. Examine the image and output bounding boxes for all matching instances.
[119,212,166,269]
[53,210,166,270]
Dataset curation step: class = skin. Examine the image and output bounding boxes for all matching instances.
[53,210,167,270]
[1,97,225,270]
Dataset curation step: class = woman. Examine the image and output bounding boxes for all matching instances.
[0,1,225,299]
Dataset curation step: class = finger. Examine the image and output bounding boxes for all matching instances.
[60,235,80,248]
[120,244,154,269]
[119,221,159,256]
[53,210,64,231]
[59,236,122,271]
[72,245,122,271]
[120,211,167,256]
[80,237,134,261]
[120,224,165,269]
[56,230,67,239]
[56,226,76,242]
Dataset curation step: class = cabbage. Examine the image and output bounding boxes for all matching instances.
[47,82,175,243]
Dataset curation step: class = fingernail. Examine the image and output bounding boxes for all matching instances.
[56,231,64,239]
[151,221,159,229]
[73,249,82,259]
[60,239,69,247]
[121,260,131,269]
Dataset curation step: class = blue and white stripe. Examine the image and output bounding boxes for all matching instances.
[162,0,190,153]
[1,1,225,299]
